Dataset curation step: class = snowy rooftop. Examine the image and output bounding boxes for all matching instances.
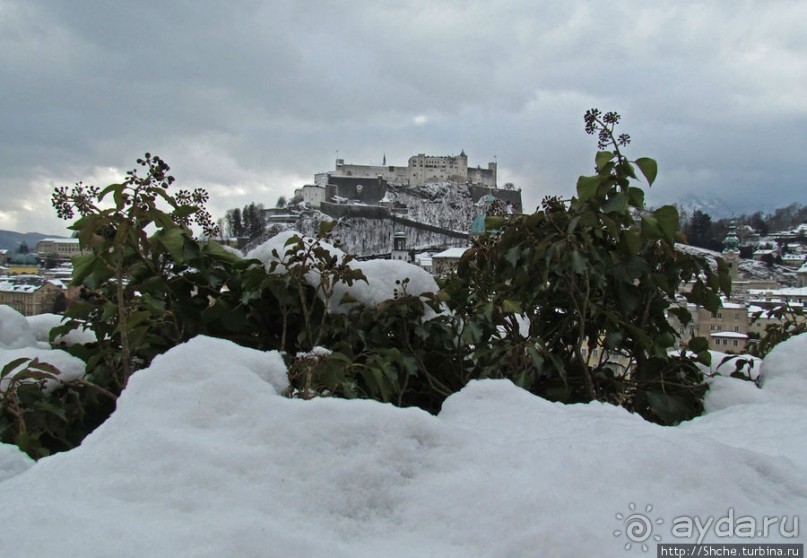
[709,331,749,339]
[38,237,79,243]
[0,278,64,293]
[749,287,807,297]
[432,247,469,259]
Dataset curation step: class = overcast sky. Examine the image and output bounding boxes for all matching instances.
[1,0,805,235]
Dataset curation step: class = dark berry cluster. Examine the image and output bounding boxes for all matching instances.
[584,108,631,150]
[51,182,100,220]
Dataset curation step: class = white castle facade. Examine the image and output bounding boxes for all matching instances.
[315,151,497,189]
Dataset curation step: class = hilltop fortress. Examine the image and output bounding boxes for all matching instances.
[296,151,520,213]
[279,151,522,258]
[325,150,497,188]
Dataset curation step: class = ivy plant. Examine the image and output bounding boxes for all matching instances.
[443,109,730,424]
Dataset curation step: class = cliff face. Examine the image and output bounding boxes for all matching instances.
[246,182,522,257]
[299,183,501,257]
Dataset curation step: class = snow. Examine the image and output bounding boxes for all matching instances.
[26,312,97,345]
[246,229,347,272]
[709,331,748,339]
[247,231,440,312]
[760,332,807,399]
[0,307,87,392]
[0,444,32,483]
[682,337,807,468]
[433,246,469,259]
[0,304,45,349]
[1,306,87,391]
[336,259,439,312]
[0,304,805,555]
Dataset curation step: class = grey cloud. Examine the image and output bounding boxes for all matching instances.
[0,0,805,234]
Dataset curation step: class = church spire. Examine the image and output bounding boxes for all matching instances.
[722,219,740,254]
[722,218,741,280]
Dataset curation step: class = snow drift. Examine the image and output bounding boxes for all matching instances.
[0,329,805,556]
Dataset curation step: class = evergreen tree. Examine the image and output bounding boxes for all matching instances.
[225,208,243,238]
[685,210,714,249]
[242,202,264,238]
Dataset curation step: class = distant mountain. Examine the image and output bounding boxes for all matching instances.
[674,194,737,221]
[0,231,67,253]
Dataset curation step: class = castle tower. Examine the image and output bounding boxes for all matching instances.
[392,231,411,262]
[722,219,741,280]
[458,149,468,181]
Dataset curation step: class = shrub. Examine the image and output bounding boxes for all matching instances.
[440,110,729,424]
[9,111,737,460]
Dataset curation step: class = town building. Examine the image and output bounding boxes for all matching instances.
[698,302,749,352]
[0,276,66,316]
[35,237,84,259]
[747,287,807,310]
[6,253,39,275]
[670,301,750,353]
[798,262,807,288]
[431,247,469,275]
[391,231,414,263]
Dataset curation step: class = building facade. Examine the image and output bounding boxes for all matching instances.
[0,277,65,316]
[324,151,497,189]
[698,302,749,352]
[36,238,84,259]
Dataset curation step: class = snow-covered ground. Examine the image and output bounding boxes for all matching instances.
[0,255,805,556]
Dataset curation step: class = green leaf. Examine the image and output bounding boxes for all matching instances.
[17,369,59,382]
[576,175,600,201]
[172,205,196,218]
[634,157,658,186]
[668,306,692,326]
[640,214,661,241]
[1,357,31,379]
[152,211,175,229]
[688,336,709,353]
[645,391,696,426]
[595,151,614,171]
[696,351,712,366]
[71,253,101,286]
[505,246,520,268]
[461,322,483,345]
[602,192,627,214]
[566,216,581,234]
[654,332,676,352]
[653,205,679,244]
[99,183,125,201]
[26,359,63,376]
[716,258,732,297]
[570,251,586,275]
[627,186,645,209]
[34,400,69,422]
[621,229,642,254]
[502,299,522,313]
[154,227,187,262]
[318,220,337,236]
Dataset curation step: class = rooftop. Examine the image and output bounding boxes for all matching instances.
[432,247,469,259]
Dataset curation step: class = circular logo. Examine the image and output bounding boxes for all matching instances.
[614,503,663,552]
